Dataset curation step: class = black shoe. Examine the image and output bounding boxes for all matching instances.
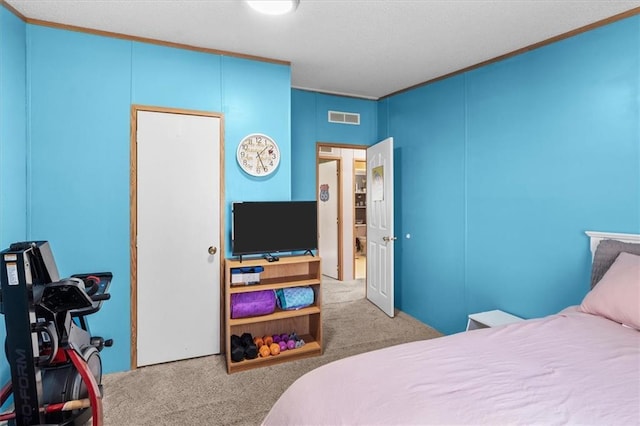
[241,332,258,359]
[230,334,245,362]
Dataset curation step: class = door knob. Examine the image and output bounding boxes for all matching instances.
[382,236,397,242]
[208,246,217,255]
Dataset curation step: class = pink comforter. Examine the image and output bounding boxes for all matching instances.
[263,310,640,425]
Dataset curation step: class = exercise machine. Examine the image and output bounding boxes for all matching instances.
[0,241,112,425]
[0,241,113,425]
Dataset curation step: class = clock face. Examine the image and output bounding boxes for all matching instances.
[237,133,280,177]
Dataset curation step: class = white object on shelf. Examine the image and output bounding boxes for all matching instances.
[466,309,524,331]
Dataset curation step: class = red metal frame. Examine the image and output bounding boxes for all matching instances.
[66,347,103,426]
[0,347,103,425]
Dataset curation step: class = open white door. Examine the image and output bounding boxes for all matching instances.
[136,109,221,366]
[366,137,395,317]
[318,160,339,279]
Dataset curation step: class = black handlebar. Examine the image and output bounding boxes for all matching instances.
[68,272,112,317]
[91,293,111,302]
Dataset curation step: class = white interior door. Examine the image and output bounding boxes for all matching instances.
[136,110,221,366]
[366,137,395,317]
[319,160,339,279]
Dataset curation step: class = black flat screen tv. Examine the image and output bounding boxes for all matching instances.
[232,201,318,256]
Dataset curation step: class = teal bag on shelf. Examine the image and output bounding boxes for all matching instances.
[275,286,314,310]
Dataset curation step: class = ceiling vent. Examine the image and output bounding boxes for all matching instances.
[328,110,360,125]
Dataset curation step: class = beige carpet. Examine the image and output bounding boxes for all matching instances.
[102,277,442,425]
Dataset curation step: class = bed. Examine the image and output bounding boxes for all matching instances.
[262,231,640,425]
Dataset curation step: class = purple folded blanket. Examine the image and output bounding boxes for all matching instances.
[231,290,276,319]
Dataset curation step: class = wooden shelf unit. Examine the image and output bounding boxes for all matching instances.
[224,255,322,373]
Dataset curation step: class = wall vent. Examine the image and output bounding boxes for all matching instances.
[319,146,335,153]
[328,110,360,125]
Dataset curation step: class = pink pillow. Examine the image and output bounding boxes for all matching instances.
[580,252,640,330]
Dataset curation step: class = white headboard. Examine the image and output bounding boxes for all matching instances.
[585,231,640,260]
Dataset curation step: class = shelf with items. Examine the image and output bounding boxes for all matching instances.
[224,255,322,374]
[355,200,366,225]
[354,161,367,257]
[355,167,366,193]
[229,305,321,327]
[225,338,321,372]
[227,313,322,373]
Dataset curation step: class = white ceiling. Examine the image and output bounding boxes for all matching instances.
[6,0,640,99]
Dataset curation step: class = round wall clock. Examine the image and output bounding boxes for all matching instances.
[236,133,281,177]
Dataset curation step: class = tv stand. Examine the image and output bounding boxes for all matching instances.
[224,255,322,373]
[303,249,314,257]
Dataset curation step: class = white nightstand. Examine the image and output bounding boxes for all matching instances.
[466,310,524,331]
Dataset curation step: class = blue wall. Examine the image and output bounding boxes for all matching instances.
[291,89,377,200]
[382,76,468,334]
[225,57,291,206]
[380,15,640,334]
[0,5,27,389]
[0,7,27,249]
[0,20,291,378]
[27,26,134,375]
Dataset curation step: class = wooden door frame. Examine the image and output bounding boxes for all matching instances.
[318,156,342,280]
[130,104,225,369]
[316,142,368,281]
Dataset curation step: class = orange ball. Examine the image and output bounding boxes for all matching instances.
[269,342,280,356]
[264,336,273,346]
[259,345,271,358]
[254,336,264,347]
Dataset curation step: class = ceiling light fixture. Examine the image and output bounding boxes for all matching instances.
[246,0,299,16]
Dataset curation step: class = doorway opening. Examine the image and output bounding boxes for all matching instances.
[316,143,367,282]
[354,159,366,279]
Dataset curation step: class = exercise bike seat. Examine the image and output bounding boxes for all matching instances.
[39,279,93,314]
